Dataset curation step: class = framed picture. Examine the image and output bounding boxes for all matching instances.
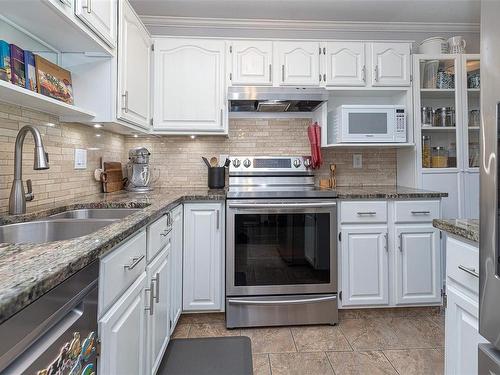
[35,55,74,105]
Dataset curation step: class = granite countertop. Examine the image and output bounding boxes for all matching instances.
[334,185,448,199]
[433,218,479,243]
[0,188,225,324]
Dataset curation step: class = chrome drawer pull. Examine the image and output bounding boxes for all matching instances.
[123,255,144,270]
[160,229,170,237]
[458,265,479,278]
[227,295,336,305]
[145,282,155,315]
[152,272,160,303]
[357,211,377,216]
[411,210,431,215]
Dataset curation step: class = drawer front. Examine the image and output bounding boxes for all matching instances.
[147,214,170,261]
[340,201,387,223]
[446,236,479,294]
[395,200,440,223]
[99,230,147,316]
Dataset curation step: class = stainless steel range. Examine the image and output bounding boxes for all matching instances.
[225,156,338,328]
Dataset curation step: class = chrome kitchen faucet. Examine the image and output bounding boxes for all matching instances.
[9,125,49,215]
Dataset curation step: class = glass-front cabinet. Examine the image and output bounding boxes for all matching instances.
[414,54,480,219]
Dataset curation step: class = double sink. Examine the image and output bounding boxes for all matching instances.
[0,208,141,245]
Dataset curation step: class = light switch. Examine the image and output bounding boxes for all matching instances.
[353,154,362,169]
[74,148,87,169]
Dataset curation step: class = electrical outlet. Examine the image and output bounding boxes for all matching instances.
[353,154,362,169]
[74,148,87,169]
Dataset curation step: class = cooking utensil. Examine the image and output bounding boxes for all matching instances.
[210,157,218,167]
[103,161,124,193]
[224,158,231,167]
[202,157,211,168]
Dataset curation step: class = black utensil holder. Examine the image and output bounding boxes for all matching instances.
[208,167,225,189]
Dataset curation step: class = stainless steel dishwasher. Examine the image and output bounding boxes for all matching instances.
[0,261,99,375]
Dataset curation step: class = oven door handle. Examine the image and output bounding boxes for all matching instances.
[227,295,337,305]
[227,202,337,209]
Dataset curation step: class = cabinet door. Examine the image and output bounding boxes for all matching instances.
[445,286,487,375]
[229,41,273,86]
[147,246,170,375]
[117,0,152,128]
[464,171,479,219]
[275,41,320,86]
[75,0,117,47]
[325,42,366,87]
[422,172,461,219]
[341,226,389,306]
[153,38,226,133]
[170,205,183,333]
[371,42,411,86]
[99,272,147,375]
[183,203,223,311]
[395,225,441,305]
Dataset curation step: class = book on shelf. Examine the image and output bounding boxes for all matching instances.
[0,40,11,82]
[9,44,26,88]
[24,51,37,92]
[35,55,74,105]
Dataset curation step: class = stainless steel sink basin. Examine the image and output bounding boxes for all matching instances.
[49,208,141,220]
[0,219,118,244]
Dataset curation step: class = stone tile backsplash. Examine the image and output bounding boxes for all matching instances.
[0,104,397,214]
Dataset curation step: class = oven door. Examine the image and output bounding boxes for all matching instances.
[226,199,337,296]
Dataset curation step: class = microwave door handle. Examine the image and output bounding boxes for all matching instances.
[228,202,337,209]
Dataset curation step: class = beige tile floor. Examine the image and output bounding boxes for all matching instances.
[173,308,445,375]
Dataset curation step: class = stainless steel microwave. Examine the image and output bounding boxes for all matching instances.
[333,105,407,143]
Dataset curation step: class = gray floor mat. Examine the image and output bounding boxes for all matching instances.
[157,336,253,375]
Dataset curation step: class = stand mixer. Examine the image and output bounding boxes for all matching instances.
[125,147,154,192]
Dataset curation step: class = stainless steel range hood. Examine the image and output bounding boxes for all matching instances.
[228,87,329,112]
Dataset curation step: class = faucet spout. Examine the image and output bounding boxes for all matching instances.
[9,125,50,215]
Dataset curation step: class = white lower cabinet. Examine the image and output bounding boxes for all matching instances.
[183,202,224,311]
[170,205,183,333]
[394,225,441,305]
[341,226,389,306]
[147,244,171,375]
[444,235,486,375]
[339,199,442,308]
[99,272,148,375]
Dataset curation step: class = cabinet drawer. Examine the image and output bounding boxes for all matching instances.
[446,236,479,294]
[147,214,171,262]
[395,200,440,223]
[99,230,147,316]
[340,201,387,223]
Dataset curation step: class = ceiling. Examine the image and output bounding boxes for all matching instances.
[130,0,480,24]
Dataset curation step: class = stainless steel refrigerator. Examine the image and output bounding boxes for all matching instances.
[479,0,500,373]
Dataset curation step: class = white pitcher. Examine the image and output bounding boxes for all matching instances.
[448,36,467,54]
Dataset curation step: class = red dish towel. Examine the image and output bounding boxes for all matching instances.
[307,121,322,169]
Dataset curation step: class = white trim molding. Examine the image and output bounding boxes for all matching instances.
[141,16,480,34]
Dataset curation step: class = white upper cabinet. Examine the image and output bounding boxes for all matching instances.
[229,41,273,86]
[394,225,441,305]
[75,0,117,47]
[371,42,411,86]
[117,0,152,129]
[325,42,366,87]
[274,41,320,86]
[153,38,227,134]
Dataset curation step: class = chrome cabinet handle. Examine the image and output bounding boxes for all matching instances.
[83,0,92,13]
[122,91,129,113]
[216,209,220,230]
[145,282,154,315]
[411,211,431,215]
[357,211,376,216]
[362,65,366,82]
[281,65,285,82]
[160,229,169,237]
[269,64,272,82]
[220,109,223,126]
[458,265,479,278]
[398,233,402,252]
[319,74,322,82]
[323,47,326,54]
[152,272,160,303]
[123,255,144,270]
[323,73,326,82]
[374,65,379,82]
[384,233,388,252]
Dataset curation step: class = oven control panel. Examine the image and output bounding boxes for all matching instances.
[229,156,312,173]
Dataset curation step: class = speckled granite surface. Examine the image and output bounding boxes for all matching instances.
[0,188,225,324]
[334,185,447,199]
[433,218,479,243]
